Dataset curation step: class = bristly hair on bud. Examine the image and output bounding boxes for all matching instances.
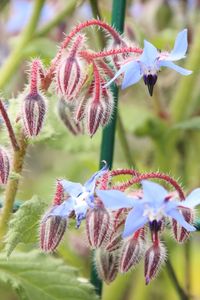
[40,213,67,252]
[85,206,111,249]
[0,147,10,184]
[95,248,119,284]
[55,34,87,102]
[172,207,194,243]
[144,242,166,285]
[22,59,47,137]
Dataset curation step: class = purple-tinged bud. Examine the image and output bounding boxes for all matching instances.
[0,147,10,184]
[56,35,87,102]
[87,99,105,137]
[86,207,111,249]
[143,74,157,96]
[58,99,84,135]
[119,236,144,273]
[172,207,193,243]
[40,213,67,252]
[95,248,119,284]
[144,243,166,285]
[22,92,46,137]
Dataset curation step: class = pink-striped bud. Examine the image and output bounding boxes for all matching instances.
[144,243,166,285]
[22,92,46,137]
[172,207,193,243]
[95,249,119,284]
[58,99,84,135]
[40,213,67,252]
[56,35,87,102]
[86,207,111,249]
[119,236,144,273]
[0,147,10,184]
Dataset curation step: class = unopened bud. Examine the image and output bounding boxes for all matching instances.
[86,207,111,249]
[0,147,10,184]
[95,248,119,284]
[22,92,46,137]
[119,236,144,273]
[172,207,193,243]
[40,212,66,252]
[144,243,166,285]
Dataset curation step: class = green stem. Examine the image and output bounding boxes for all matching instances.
[0,0,45,90]
[35,0,79,38]
[91,0,127,296]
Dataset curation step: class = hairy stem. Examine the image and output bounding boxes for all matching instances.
[79,47,142,60]
[0,100,19,151]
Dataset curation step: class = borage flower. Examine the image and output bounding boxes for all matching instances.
[97,180,200,238]
[47,164,108,228]
[104,29,192,95]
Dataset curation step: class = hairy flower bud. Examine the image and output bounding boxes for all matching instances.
[58,99,84,135]
[172,207,193,243]
[119,236,144,273]
[0,147,10,184]
[86,207,111,249]
[22,92,46,137]
[40,212,67,252]
[95,248,119,284]
[144,243,166,285]
[56,35,87,102]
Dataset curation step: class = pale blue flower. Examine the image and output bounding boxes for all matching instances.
[105,29,192,96]
[48,164,108,227]
[97,180,200,238]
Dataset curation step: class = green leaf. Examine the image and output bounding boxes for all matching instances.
[0,250,98,300]
[173,117,200,130]
[5,196,48,257]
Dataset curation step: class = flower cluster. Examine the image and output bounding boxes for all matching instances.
[40,167,200,284]
[17,21,192,138]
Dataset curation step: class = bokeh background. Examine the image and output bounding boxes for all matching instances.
[1,0,200,299]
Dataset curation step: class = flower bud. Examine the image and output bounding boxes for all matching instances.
[40,212,67,252]
[56,35,86,102]
[86,207,111,249]
[95,248,119,284]
[119,236,144,273]
[22,92,46,137]
[58,99,84,135]
[144,243,166,285]
[172,207,193,243]
[0,147,10,184]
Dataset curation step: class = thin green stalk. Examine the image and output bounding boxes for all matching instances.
[0,0,45,90]
[91,0,127,296]
[0,0,45,239]
[35,0,80,38]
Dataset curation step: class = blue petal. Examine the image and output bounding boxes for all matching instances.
[159,60,192,75]
[123,207,148,237]
[84,163,108,193]
[74,202,88,228]
[104,60,139,88]
[121,61,142,89]
[96,190,137,210]
[168,29,188,61]
[49,198,75,217]
[60,179,84,197]
[142,180,168,207]
[167,208,196,231]
[178,188,200,208]
[140,40,158,65]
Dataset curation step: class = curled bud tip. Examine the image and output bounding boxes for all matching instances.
[145,276,150,285]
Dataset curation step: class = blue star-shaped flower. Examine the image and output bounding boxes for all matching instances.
[105,29,192,96]
[48,164,108,227]
[97,180,200,238]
